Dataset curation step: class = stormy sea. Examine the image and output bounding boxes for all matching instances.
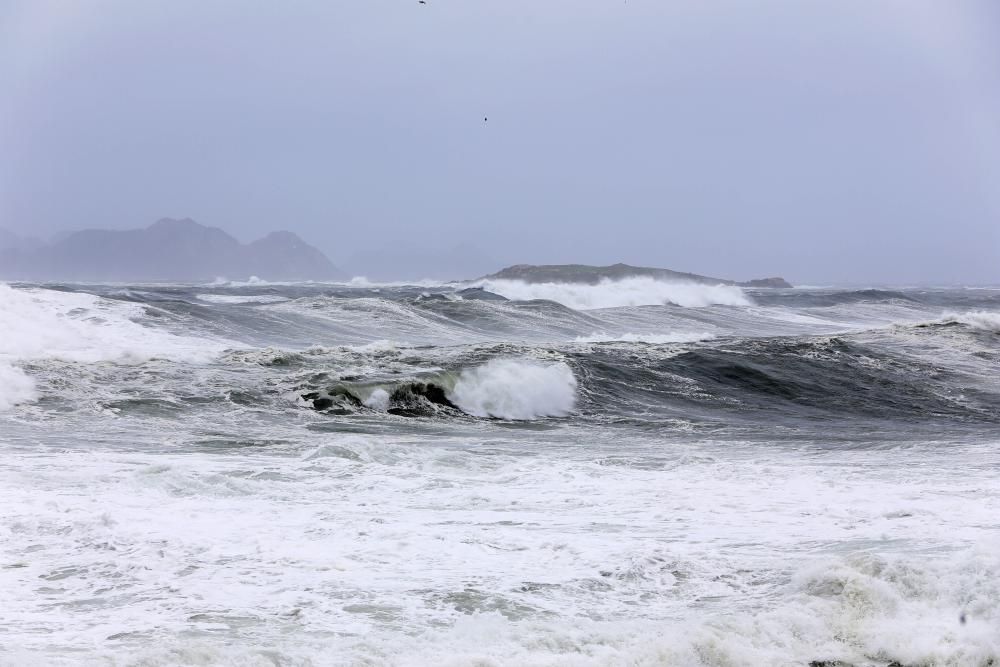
[1,278,998,666]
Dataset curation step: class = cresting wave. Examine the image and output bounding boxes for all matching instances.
[574,331,715,344]
[302,358,578,420]
[0,284,231,410]
[939,310,1000,332]
[474,277,752,309]
[451,358,577,419]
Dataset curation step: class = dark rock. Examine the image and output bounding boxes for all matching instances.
[302,386,364,413]
[312,397,334,411]
[741,276,794,288]
[386,382,458,416]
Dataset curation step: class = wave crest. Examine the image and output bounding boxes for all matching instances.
[474,278,751,310]
[0,284,231,410]
[0,363,36,411]
[940,310,1000,332]
[450,359,577,419]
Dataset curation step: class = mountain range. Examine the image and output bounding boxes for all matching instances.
[0,218,346,282]
[0,219,792,287]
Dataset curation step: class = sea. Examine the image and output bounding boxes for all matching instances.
[1,277,998,666]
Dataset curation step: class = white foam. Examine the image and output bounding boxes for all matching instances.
[450,358,577,419]
[0,284,231,409]
[2,439,996,665]
[0,285,227,365]
[195,294,290,304]
[574,331,714,344]
[0,362,37,410]
[475,277,752,309]
[941,310,1000,332]
[363,388,391,411]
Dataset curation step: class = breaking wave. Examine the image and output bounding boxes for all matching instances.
[574,331,715,344]
[0,363,36,411]
[940,310,1000,333]
[474,277,752,309]
[0,284,230,410]
[450,358,577,419]
[301,359,578,421]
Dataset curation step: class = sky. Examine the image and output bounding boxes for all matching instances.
[1,0,998,283]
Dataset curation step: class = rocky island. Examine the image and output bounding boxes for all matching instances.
[480,263,792,287]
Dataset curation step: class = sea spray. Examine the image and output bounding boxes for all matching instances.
[941,310,1000,332]
[475,277,752,309]
[450,358,577,419]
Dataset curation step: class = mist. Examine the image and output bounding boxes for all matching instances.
[1,1,998,284]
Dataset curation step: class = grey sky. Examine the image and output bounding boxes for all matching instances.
[1,1,998,283]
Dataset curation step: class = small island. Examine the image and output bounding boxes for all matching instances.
[481,263,792,288]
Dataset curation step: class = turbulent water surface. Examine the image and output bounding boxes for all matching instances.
[1,279,999,666]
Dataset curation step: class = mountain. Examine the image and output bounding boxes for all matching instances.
[0,218,345,282]
[480,263,792,288]
[0,228,43,252]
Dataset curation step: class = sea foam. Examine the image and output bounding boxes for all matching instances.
[0,284,229,409]
[475,277,751,309]
[574,331,715,344]
[450,358,577,419]
[942,310,1000,332]
[0,363,36,411]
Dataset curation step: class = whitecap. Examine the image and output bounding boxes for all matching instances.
[473,277,751,309]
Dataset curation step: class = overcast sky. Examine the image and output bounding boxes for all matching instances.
[1,1,998,283]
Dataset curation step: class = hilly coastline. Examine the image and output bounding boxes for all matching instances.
[0,218,346,282]
[0,221,792,287]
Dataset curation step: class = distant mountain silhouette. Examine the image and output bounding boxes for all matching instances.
[480,263,792,288]
[0,228,43,252]
[0,218,345,282]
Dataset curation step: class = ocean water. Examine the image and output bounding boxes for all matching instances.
[1,279,998,666]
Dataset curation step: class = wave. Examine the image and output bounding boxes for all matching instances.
[939,310,1000,333]
[570,335,1000,424]
[0,284,231,410]
[451,358,577,419]
[574,332,715,344]
[375,549,1000,666]
[473,278,752,309]
[195,294,290,304]
[300,358,577,420]
[0,363,36,411]
[0,285,229,365]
